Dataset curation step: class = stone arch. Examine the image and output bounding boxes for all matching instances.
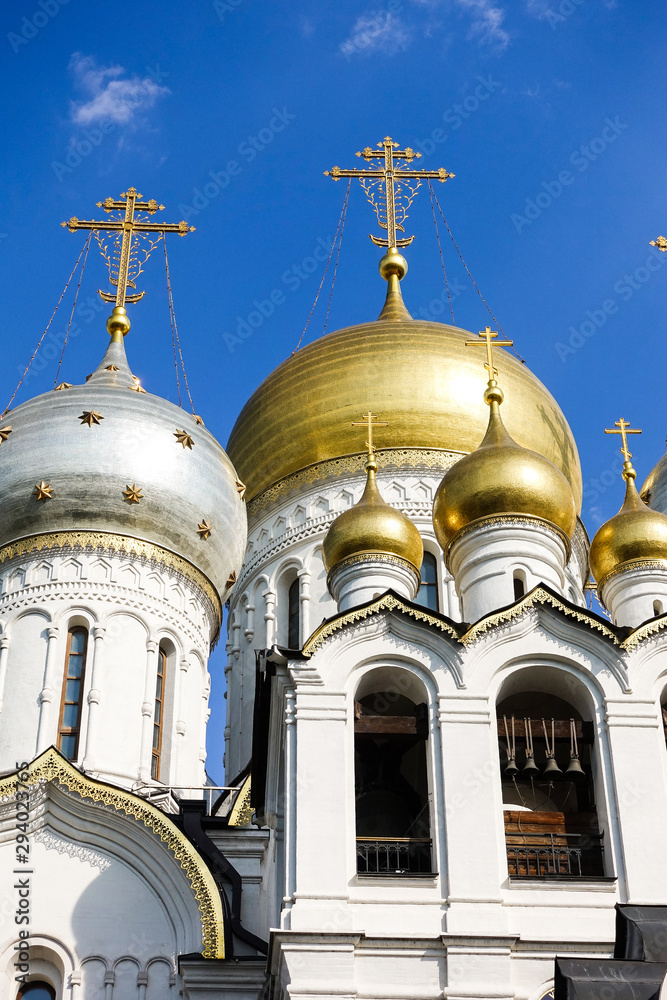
[0,936,74,1000]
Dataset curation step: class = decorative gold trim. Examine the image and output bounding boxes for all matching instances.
[327,551,420,589]
[461,586,619,646]
[596,558,667,592]
[0,530,221,629]
[122,484,144,505]
[33,481,54,502]
[446,513,572,566]
[247,448,461,517]
[0,749,224,958]
[623,613,667,650]
[303,592,459,656]
[228,774,252,827]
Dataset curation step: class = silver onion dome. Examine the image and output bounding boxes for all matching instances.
[641,455,667,514]
[0,326,247,605]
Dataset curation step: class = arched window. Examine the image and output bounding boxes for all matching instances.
[654,600,663,617]
[57,626,88,760]
[151,645,167,780]
[497,688,603,878]
[17,983,56,999]
[513,570,526,600]
[354,674,433,876]
[415,552,439,611]
[288,578,300,648]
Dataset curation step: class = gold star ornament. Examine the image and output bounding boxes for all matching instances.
[105,364,120,371]
[34,481,54,501]
[0,426,12,443]
[236,479,247,500]
[174,429,194,449]
[197,520,212,540]
[128,377,147,393]
[226,570,237,589]
[54,382,73,391]
[194,415,205,426]
[79,410,104,427]
[122,484,144,504]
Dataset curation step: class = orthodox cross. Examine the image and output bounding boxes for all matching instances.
[352,412,388,458]
[325,136,454,248]
[605,418,642,466]
[61,187,195,308]
[465,327,514,382]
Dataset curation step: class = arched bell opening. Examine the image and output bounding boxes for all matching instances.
[354,667,433,877]
[496,672,604,880]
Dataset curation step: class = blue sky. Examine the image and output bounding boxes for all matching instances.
[1,0,666,780]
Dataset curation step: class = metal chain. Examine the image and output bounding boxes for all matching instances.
[3,239,92,415]
[427,180,455,324]
[54,232,92,388]
[429,183,526,365]
[322,181,350,336]
[293,179,351,354]
[163,238,195,413]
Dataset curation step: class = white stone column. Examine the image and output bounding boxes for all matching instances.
[264,587,277,647]
[0,635,11,716]
[447,517,568,623]
[174,656,189,786]
[36,625,61,753]
[438,695,508,936]
[281,686,296,928]
[138,639,159,783]
[244,599,255,643]
[298,567,311,643]
[605,699,667,901]
[137,970,148,999]
[600,566,667,628]
[82,625,106,771]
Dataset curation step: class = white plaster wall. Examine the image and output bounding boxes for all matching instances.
[0,612,48,764]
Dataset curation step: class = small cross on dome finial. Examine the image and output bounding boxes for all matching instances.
[605,418,642,480]
[351,412,388,460]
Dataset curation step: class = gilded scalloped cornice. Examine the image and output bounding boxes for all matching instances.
[228,774,252,827]
[247,448,459,518]
[0,531,221,634]
[446,514,572,566]
[597,558,667,592]
[621,612,667,650]
[302,592,460,656]
[461,586,619,646]
[328,551,421,587]
[0,749,224,958]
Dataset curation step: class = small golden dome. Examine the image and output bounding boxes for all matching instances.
[432,381,577,552]
[590,464,667,586]
[323,455,423,575]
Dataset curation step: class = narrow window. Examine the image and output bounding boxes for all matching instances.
[57,626,88,760]
[415,552,439,611]
[288,578,300,648]
[513,570,526,600]
[151,646,167,780]
[17,985,56,999]
[654,600,663,617]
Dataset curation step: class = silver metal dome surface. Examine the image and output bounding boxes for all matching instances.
[641,456,667,515]
[0,335,247,602]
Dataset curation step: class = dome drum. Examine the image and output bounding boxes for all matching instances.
[327,552,420,612]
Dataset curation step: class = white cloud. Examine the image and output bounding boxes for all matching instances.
[454,0,510,48]
[68,53,170,126]
[339,11,411,60]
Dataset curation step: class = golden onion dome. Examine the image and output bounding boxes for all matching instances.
[432,380,577,552]
[226,283,582,509]
[322,453,423,575]
[590,462,667,587]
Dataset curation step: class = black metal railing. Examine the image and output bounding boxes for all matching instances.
[356,837,433,876]
[506,831,604,878]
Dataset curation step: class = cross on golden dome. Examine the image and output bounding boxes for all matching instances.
[650,235,667,252]
[325,137,453,249]
[61,187,195,330]
[465,327,514,384]
[605,418,642,479]
[352,412,388,459]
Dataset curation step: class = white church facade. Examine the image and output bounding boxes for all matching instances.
[2,171,667,999]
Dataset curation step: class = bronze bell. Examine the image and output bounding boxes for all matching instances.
[542,754,563,780]
[505,755,519,778]
[523,750,539,777]
[565,754,586,783]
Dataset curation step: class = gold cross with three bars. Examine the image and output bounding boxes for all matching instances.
[352,412,388,458]
[325,136,453,249]
[465,326,514,381]
[62,187,195,309]
[605,418,642,464]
